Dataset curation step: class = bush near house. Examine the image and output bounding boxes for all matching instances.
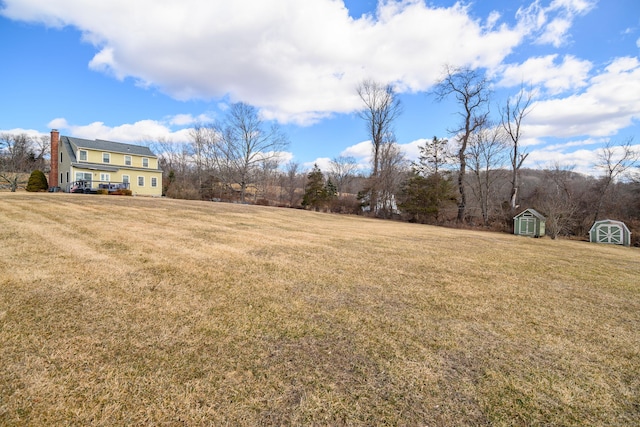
[25,170,49,192]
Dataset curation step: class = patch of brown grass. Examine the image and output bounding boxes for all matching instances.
[0,193,638,425]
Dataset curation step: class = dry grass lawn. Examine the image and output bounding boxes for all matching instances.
[0,193,638,426]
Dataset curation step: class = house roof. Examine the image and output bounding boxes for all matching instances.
[514,208,546,220]
[64,136,157,157]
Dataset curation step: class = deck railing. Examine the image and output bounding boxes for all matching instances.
[68,180,130,193]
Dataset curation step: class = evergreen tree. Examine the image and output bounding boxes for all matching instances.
[302,164,327,211]
[324,178,337,200]
[26,169,48,192]
[398,169,456,223]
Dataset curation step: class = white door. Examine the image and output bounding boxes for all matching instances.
[521,217,535,235]
[597,224,623,244]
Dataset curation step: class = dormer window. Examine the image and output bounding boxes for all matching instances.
[103,153,110,163]
[142,157,149,168]
[79,150,88,161]
[124,155,132,166]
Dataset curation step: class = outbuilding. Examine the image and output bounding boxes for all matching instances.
[589,219,631,247]
[513,208,546,238]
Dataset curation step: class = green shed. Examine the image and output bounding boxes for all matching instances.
[589,219,631,247]
[513,208,546,238]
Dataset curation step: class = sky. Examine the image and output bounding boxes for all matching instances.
[1,0,639,176]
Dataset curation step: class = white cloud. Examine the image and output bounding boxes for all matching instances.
[526,147,598,175]
[526,139,640,177]
[304,157,333,172]
[0,127,48,138]
[523,56,640,139]
[47,117,192,143]
[1,0,532,125]
[166,113,215,126]
[341,140,372,161]
[515,0,595,47]
[498,54,591,94]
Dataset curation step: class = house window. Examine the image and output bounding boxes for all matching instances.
[124,155,132,166]
[122,175,129,184]
[100,173,110,182]
[103,153,110,163]
[151,177,157,188]
[75,172,92,181]
[142,157,149,168]
[138,176,144,187]
[79,150,88,161]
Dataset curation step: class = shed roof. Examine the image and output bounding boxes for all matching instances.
[513,208,546,220]
[64,136,157,157]
[589,219,631,234]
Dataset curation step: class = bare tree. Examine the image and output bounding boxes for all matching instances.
[150,138,200,199]
[533,163,583,239]
[221,102,289,203]
[280,161,303,207]
[357,79,402,216]
[500,85,533,211]
[434,65,490,223]
[0,133,41,191]
[328,156,359,197]
[375,139,408,218]
[467,125,508,226]
[592,137,639,221]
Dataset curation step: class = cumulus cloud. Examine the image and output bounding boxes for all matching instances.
[524,56,640,139]
[516,0,595,47]
[525,147,599,175]
[0,127,48,138]
[47,117,192,143]
[1,0,570,125]
[497,54,591,94]
[341,140,372,161]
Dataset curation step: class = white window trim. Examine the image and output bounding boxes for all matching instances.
[79,150,88,161]
[102,152,110,164]
[122,174,130,184]
[137,176,145,187]
[124,155,132,166]
[142,157,149,168]
[151,177,158,187]
[100,173,110,182]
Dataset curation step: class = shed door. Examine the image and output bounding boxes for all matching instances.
[597,224,623,244]
[521,217,536,235]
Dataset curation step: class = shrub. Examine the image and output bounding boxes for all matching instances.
[26,170,48,192]
[96,189,109,195]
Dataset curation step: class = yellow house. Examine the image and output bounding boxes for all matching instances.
[49,129,163,196]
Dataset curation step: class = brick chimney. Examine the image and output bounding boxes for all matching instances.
[49,129,59,189]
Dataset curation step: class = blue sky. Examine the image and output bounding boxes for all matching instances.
[1,0,639,175]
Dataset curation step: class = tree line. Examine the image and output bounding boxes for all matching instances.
[143,69,640,244]
[1,68,638,244]
[0,133,49,191]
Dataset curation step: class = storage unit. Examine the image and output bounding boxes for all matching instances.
[513,208,546,238]
[589,219,631,247]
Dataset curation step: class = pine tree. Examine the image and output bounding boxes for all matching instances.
[398,169,455,223]
[302,164,327,211]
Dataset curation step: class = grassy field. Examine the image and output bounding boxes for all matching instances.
[0,193,638,426]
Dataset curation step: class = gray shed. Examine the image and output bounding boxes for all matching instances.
[589,219,631,247]
[513,208,546,238]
